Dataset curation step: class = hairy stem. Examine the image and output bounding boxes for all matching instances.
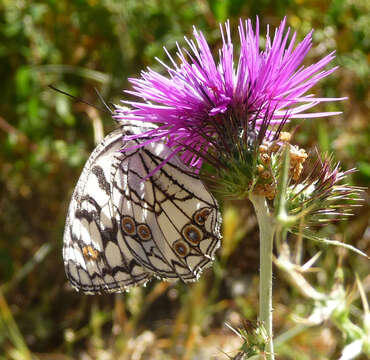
[250,193,276,360]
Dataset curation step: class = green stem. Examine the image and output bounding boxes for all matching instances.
[250,193,276,360]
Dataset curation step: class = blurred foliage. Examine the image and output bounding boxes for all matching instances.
[0,0,369,359]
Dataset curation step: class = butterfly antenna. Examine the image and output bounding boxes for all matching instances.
[48,85,111,115]
[94,87,114,114]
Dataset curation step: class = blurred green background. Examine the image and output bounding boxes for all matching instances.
[0,0,369,359]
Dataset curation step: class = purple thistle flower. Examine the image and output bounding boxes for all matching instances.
[115,17,344,171]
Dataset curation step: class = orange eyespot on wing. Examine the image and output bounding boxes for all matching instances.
[173,239,190,257]
[121,216,136,235]
[137,224,152,241]
[193,207,211,226]
[182,224,203,245]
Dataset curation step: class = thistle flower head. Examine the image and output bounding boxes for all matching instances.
[285,153,364,233]
[115,17,343,175]
[225,320,269,359]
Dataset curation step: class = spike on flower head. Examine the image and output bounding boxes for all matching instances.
[115,17,344,178]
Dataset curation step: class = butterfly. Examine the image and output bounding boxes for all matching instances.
[62,120,222,294]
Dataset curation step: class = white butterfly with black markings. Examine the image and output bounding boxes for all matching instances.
[63,120,222,294]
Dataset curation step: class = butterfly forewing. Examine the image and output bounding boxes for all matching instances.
[63,122,221,294]
[63,129,151,294]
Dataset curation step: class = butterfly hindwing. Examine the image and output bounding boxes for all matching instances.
[63,122,221,294]
[121,140,221,281]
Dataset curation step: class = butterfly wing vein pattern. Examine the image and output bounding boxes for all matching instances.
[63,123,221,294]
